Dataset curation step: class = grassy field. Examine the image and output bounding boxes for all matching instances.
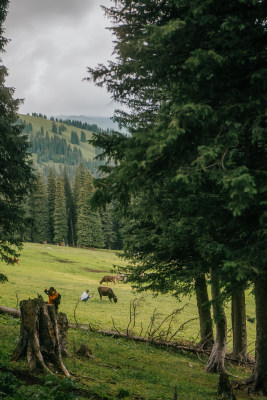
[0,243,260,400]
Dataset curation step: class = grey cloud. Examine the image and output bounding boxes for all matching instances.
[7,0,108,24]
[3,0,118,118]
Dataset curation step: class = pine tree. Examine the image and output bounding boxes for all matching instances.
[53,176,68,245]
[80,131,86,142]
[30,170,49,243]
[51,121,57,134]
[47,169,56,243]
[100,205,115,249]
[75,165,104,248]
[73,163,86,244]
[0,0,34,276]
[71,130,79,145]
[100,203,122,250]
[63,168,75,246]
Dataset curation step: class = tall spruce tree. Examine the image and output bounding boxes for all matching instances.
[53,176,68,245]
[76,166,104,248]
[100,204,117,250]
[73,163,87,244]
[47,168,56,243]
[0,0,34,279]
[87,0,266,390]
[63,168,75,246]
[29,170,49,243]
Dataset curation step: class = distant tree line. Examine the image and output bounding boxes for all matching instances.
[29,113,115,135]
[53,118,108,134]
[24,164,122,250]
[31,112,48,119]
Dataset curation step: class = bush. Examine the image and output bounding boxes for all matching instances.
[3,375,80,400]
[0,372,21,398]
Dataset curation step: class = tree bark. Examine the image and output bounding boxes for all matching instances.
[206,267,227,373]
[245,278,267,393]
[11,297,70,376]
[57,312,69,357]
[231,288,248,362]
[195,274,214,350]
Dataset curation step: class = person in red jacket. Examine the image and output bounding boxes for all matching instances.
[44,287,59,311]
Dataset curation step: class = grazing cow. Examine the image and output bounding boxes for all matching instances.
[99,275,118,285]
[98,286,118,303]
[7,257,19,265]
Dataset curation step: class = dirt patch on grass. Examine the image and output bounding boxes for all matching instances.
[56,259,75,263]
[83,267,104,273]
[40,252,76,264]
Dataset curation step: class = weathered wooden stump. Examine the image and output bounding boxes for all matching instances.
[76,344,95,359]
[11,296,70,376]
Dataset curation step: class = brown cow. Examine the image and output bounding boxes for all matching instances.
[99,275,118,285]
[6,257,19,265]
[98,286,118,303]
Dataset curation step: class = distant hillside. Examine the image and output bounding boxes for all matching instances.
[19,114,105,179]
[55,114,124,132]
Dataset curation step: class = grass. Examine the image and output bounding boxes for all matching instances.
[0,243,260,400]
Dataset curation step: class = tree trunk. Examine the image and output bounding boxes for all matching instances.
[245,278,267,394]
[11,297,70,376]
[206,268,227,373]
[231,288,248,362]
[57,312,69,357]
[217,372,236,400]
[195,274,214,350]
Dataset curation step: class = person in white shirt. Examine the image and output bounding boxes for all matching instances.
[81,289,92,302]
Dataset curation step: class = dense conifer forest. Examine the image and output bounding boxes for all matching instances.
[17,114,122,250]
[23,163,122,250]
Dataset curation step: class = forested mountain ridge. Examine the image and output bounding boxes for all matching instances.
[20,113,106,178]
[55,114,122,133]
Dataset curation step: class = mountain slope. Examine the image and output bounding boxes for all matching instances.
[20,114,103,178]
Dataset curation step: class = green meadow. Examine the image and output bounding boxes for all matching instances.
[0,243,259,400]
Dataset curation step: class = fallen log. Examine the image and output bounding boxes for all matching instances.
[68,323,255,365]
[0,306,20,318]
[69,323,210,354]
[0,306,254,366]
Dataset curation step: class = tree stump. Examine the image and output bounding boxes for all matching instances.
[11,296,70,376]
[76,344,95,359]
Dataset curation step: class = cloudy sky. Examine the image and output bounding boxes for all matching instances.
[2,0,117,118]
